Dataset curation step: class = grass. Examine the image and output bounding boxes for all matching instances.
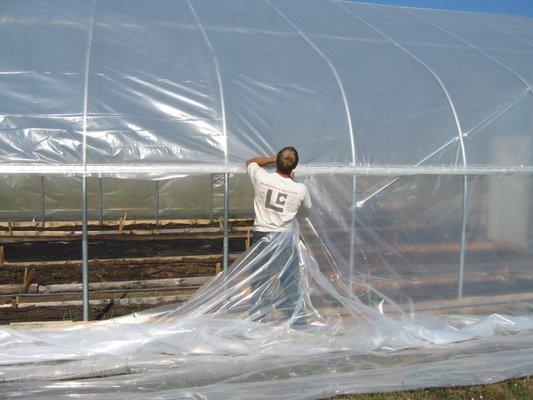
[332,377,532,400]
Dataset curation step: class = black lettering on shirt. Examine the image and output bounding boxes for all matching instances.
[265,189,287,212]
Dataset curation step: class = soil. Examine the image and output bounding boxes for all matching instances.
[0,256,223,285]
[0,224,249,323]
[1,235,246,263]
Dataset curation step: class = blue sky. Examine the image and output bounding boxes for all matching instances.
[350,1,533,18]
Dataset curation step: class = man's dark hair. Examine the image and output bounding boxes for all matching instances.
[276,147,299,175]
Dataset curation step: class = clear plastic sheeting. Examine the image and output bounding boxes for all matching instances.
[1,219,532,399]
[1,0,533,398]
[0,0,532,176]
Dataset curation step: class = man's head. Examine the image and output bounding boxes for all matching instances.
[276,147,299,175]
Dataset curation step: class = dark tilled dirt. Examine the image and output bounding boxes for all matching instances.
[0,225,249,323]
[1,301,181,323]
[0,257,222,286]
[1,236,246,263]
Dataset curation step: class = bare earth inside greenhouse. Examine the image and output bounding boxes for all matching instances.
[0,0,532,399]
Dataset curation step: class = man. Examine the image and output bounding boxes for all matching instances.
[245,147,312,326]
[246,146,312,243]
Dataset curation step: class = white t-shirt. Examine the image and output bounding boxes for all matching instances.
[247,162,312,232]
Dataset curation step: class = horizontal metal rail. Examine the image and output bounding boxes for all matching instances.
[1,164,532,176]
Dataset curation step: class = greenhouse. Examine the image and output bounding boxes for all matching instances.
[0,0,532,398]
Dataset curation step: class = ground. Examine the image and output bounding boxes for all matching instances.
[331,377,532,400]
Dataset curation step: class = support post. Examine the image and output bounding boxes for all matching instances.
[458,174,468,299]
[210,174,214,222]
[40,176,45,228]
[99,177,103,225]
[349,174,357,283]
[154,181,159,225]
[223,173,229,271]
[82,175,89,321]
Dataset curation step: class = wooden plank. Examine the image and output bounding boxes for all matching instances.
[0,283,39,295]
[0,294,191,309]
[407,292,533,313]
[8,288,199,304]
[0,225,253,238]
[0,218,253,230]
[118,212,127,233]
[324,292,533,317]
[352,271,533,292]
[9,320,78,330]
[245,228,251,250]
[39,277,211,294]
[23,267,38,293]
[4,291,531,321]
[304,240,515,257]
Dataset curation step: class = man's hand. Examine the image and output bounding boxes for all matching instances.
[246,155,276,167]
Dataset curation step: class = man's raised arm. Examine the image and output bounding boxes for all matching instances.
[245,155,276,167]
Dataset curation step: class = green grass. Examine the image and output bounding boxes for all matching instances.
[332,377,532,400]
